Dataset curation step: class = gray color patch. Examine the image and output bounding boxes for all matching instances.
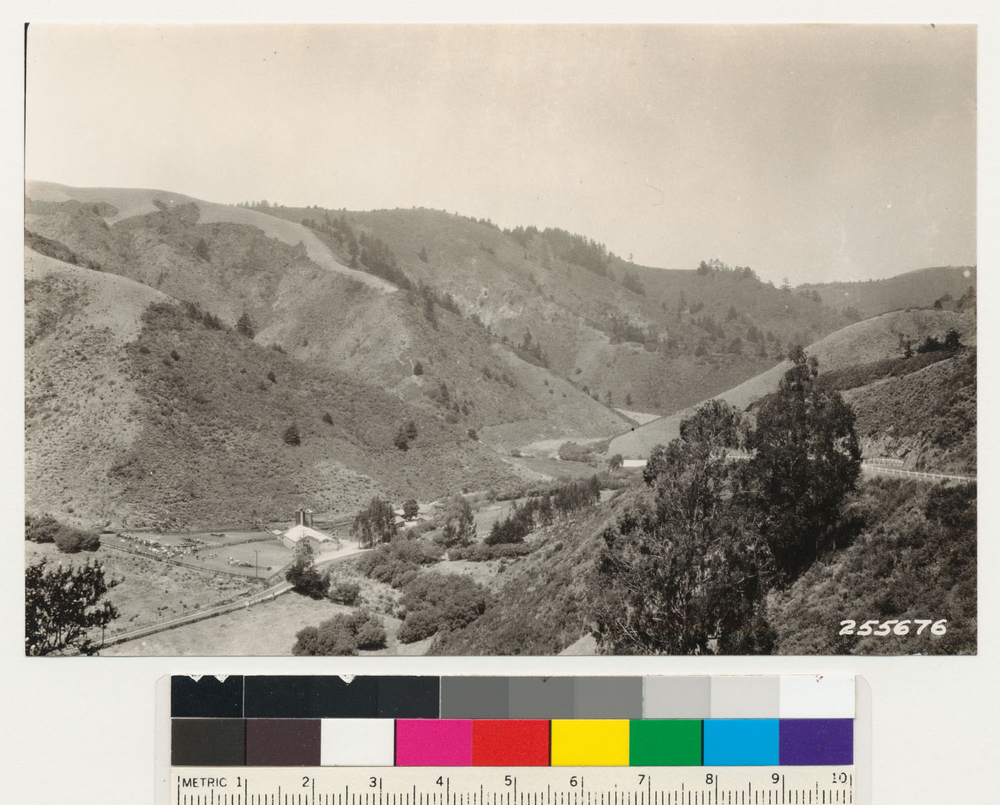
[574,676,643,719]
[643,676,712,718]
[710,676,780,718]
[440,677,509,718]
[508,677,575,719]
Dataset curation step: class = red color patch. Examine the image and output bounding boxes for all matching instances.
[472,720,550,766]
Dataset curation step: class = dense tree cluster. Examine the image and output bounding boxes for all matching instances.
[747,347,861,580]
[606,313,657,346]
[435,495,476,548]
[351,496,397,548]
[486,476,601,545]
[916,329,963,354]
[597,349,861,654]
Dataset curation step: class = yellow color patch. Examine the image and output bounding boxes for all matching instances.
[550,720,630,766]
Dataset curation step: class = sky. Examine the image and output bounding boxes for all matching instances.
[24,23,976,285]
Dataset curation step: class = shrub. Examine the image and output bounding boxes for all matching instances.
[329,581,361,606]
[292,611,387,655]
[354,619,388,650]
[401,572,488,631]
[25,513,59,543]
[397,608,440,643]
[322,412,334,425]
[53,526,100,553]
[283,423,301,446]
[413,361,424,375]
[449,543,535,561]
[236,311,255,339]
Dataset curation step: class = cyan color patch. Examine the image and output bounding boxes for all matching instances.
[703,719,779,766]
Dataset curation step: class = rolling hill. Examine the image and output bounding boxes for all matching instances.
[26,248,538,529]
[798,264,976,319]
[24,183,628,455]
[253,203,856,415]
[24,180,976,532]
[608,305,976,461]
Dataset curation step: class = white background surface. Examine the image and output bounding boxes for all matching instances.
[3,2,997,802]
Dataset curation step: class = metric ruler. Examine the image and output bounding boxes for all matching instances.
[168,766,857,805]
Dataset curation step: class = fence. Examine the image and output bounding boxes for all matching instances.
[99,584,292,648]
[865,457,905,467]
[861,464,975,483]
[98,539,271,583]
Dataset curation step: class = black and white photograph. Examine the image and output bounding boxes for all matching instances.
[23,23,976,658]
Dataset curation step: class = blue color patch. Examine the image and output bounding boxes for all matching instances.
[703,719,779,766]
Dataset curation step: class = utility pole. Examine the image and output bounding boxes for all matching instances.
[254,550,259,579]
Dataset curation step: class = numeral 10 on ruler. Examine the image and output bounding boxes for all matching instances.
[170,766,855,805]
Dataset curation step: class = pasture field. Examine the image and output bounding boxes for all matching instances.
[26,541,257,637]
[508,455,603,480]
[101,593,431,656]
[111,530,293,577]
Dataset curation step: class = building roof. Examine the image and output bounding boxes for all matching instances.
[281,524,334,543]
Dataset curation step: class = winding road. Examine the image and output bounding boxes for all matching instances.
[99,541,368,648]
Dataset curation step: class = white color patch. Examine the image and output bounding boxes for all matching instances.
[779,675,856,718]
[320,719,395,767]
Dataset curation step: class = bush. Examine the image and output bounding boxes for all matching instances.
[354,540,442,586]
[53,526,100,553]
[449,543,535,561]
[401,572,488,631]
[25,513,59,543]
[292,610,387,655]
[397,608,441,643]
[328,581,361,606]
[558,442,599,464]
[283,423,301,446]
[355,619,388,650]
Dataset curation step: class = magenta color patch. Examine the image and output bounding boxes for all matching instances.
[396,719,473,766]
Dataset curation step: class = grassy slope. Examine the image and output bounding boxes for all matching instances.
[25,180,392,290]
[105,302,527,529]
[25,249,169,524]
[261,205,853,415]
[798,265,977,319]
[844,347,976,475]
[609,307,976,459]
[25,187,627,448]
[771,478,976,655]
[430,498,620,655]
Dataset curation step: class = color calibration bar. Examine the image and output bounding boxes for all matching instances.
[170,676,855,768]
[171,675,856,720]
[173,716,852,767]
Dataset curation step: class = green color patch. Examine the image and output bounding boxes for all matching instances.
[629,720,702,766]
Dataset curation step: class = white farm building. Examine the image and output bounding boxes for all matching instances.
[278,508,337,552]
